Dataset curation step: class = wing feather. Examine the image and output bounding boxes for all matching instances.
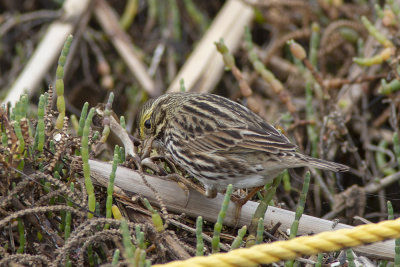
[170,93,297,154]
[182,127,296,154]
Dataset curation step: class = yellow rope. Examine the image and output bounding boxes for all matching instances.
[154,217,400,267]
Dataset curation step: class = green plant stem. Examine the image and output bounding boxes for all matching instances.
[212,184,233,254]
[196,216,204,256]
[81,107,96,218]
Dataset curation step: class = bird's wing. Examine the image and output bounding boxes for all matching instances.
[175,93,297,154]
[237,125,297,153]
[182,125,297,154]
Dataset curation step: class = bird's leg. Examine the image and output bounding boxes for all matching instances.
[124,153,142,172]
[164,174,208,207]
[231,186,264,225]
[164,174,206,196]
[149,155,179,174]
[141,158,168,175]
[141,136,155,159]
[234,186,265,206]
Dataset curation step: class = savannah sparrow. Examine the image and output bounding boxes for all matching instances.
[137,92,348,198]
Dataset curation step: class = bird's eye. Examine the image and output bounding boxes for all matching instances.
[144,119,151,129]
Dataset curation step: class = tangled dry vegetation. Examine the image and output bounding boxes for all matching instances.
[1,0,400,266]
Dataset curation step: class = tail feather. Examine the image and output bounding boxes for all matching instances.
[302,155,349,172]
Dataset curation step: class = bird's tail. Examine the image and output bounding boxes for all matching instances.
[301,155,349,172]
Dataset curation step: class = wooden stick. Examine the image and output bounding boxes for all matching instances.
[94,0,158,97]
[167,0,254,93]
[4,0,92,105]
[89,159,396,260]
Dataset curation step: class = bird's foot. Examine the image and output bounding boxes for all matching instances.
[165,174,208,207]
[230,186,264,226]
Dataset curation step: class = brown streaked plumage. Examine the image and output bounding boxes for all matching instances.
[137,92,348,197]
